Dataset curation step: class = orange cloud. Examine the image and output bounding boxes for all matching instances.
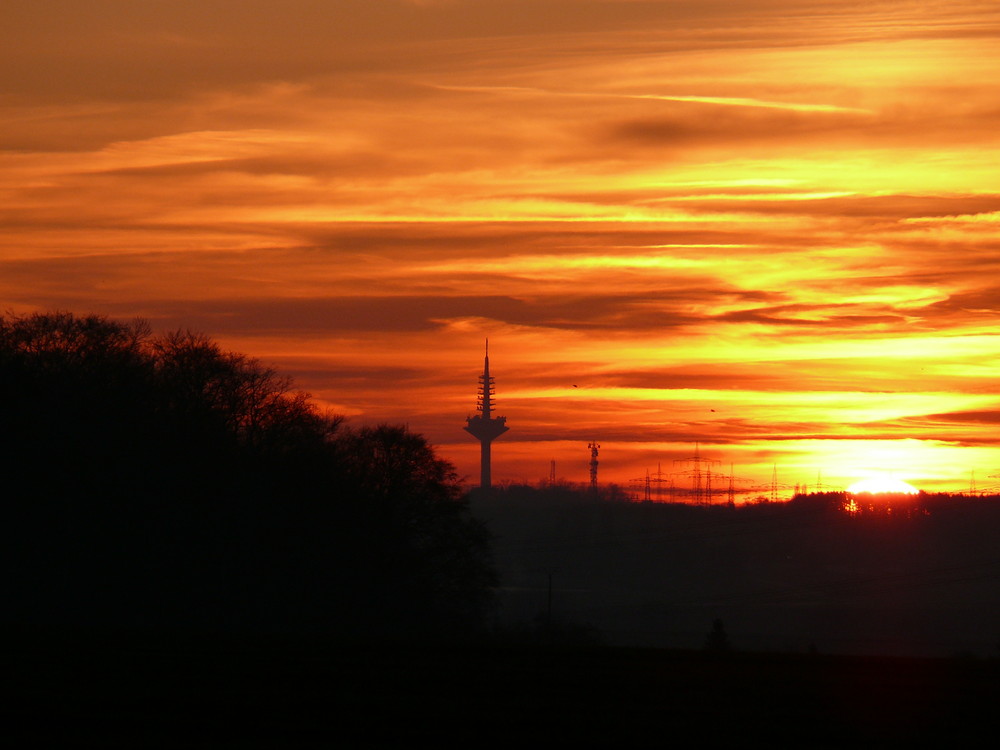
[4,2,1000,494]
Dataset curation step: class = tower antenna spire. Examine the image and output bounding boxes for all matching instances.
[464,339,508,489]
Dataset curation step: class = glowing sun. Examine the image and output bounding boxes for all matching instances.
[847,476,919,495]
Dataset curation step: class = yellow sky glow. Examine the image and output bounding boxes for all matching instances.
[4,1,1000,495]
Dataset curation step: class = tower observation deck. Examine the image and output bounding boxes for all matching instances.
[464,340,508,489]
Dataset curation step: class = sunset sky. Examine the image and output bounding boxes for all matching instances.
[5,1,1000,497]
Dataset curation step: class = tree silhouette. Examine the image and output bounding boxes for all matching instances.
[0,310,494,640]
[334,424,497,634]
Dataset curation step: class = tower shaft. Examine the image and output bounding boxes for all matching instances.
[479,439,493,490]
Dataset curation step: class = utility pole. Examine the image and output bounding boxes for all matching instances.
[589,441,600,489]
[728,463,735,507]
[673,443,720,504]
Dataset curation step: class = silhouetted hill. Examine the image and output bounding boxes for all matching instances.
[472,486,1000,657]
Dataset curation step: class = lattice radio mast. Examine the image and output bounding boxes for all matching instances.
[588,441,600,489]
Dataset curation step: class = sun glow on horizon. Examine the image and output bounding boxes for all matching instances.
[847,476,920,495]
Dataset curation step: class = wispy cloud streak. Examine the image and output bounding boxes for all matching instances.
[4,1,1000,492]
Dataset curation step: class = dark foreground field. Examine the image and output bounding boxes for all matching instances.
[5,632,1000,746]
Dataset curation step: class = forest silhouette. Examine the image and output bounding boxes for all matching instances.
[474,482,1000,657]
[7,311,1000,745]
[0,311,495,641]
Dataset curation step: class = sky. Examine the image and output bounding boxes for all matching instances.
[4,0,1000,498]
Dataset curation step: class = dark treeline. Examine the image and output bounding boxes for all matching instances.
[0,311,495,641]
[473,483,1000,656]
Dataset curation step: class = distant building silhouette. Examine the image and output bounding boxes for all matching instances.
[464,340,508,489]
[703,618,732,653]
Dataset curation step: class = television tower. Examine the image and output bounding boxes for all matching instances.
[464,340,508,489]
